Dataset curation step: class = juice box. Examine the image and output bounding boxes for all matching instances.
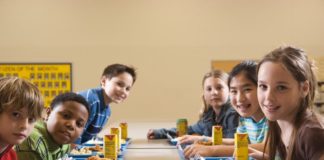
[104,134,117,159]
[212,125,222,145]
[110,127,121,151]
[120,122,128,140]
[176,118,188,137]
[234,133,248,160]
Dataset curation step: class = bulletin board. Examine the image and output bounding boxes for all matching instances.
[211,60,242,73]
[0,63,72,107]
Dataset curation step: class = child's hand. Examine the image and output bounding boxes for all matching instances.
[70,143,77,149]
[178,135,202,144]
[248,147,269,160]
[183,144,214,159]
[146,129,155,139]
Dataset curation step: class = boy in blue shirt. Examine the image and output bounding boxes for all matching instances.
[76,64,137,144]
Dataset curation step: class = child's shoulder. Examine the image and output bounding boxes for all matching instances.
[301,111,323,128]
[297,112,324,140]
[18,121,45,148]
[78,87,102,101]
[1,145,16,160]
[15,129,44,151]
[296,113,324,158]
[301,115,323,129]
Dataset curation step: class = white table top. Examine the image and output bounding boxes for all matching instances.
[123,148,180,160]
[98,122,181,160]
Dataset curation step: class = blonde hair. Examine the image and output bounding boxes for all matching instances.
[0,77,44,119]
[199,70,229,119]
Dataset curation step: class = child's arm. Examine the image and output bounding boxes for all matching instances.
[184,144,235,158]
[183,142,266,158]
[178,117,214,144]
[179,137,234,145]
[249,142,265,151]
[248,147,269,160]
[222,138,234,145]
[147,128,177,139]
[178,135,205,144]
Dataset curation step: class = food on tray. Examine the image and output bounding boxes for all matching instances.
[88,144,103,152]
[70,147,92,155]
[86,155,111,160]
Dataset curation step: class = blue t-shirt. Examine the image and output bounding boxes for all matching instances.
[236,117,268,144]
[75,87,111,144]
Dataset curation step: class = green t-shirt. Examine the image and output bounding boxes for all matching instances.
[15,121,70,160]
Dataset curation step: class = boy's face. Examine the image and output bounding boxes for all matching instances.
[46,101,89,145]
[0,107,35,145]
[101,72,134,104]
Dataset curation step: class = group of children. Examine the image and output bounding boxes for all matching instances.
[147,69,240,141]
[0,45,323,160]
[0,64,137,160]
[147,46,324,160]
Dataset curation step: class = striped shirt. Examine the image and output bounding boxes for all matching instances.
[75,87,111,144]
[236,117,268,144]
[15,121,70,160]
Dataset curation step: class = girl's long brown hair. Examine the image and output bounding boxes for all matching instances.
[257,46,317,160]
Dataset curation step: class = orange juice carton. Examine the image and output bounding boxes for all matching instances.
[235,133,248,160]
[119,122,128,140]
[104,134,117,159]
[176,118,188,137]
[212,125,222,145]
[110,127,121,151]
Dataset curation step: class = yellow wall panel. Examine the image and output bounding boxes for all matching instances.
[211,60,242,73]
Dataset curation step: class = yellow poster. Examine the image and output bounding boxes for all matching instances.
[0,63,72,107]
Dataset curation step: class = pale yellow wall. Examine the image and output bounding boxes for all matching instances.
[1,0,324,125]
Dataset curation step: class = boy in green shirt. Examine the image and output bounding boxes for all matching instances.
[15,92,90,160]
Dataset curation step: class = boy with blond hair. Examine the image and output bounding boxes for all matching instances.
[0,77,44,160]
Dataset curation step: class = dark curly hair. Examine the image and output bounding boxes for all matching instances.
[50,92,90,116]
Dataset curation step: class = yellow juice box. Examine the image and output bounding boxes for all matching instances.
[212,125,222,145]
[110,127,121,152]
[120,122,128,140]
[104,134,117,159]
[176,118,188,137]
[235,133,248,160]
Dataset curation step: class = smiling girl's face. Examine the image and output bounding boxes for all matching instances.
[229,72,262,120]
[257,61,308,122]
